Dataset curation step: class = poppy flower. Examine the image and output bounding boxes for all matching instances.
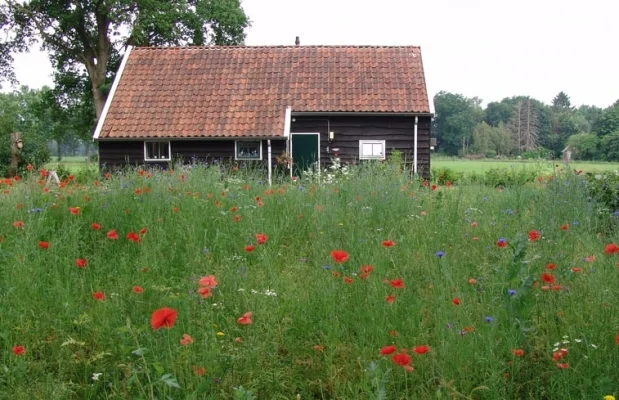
[237,311,253,325]
[180,333,194,346]
[468,278,477,285]
[471,221,478,227]
[541,273,555,284]
[382,240,395,247]
[556,363,569,369]
[431,184,437,191]
[192,366,206,376]
[139,227,148,235]
[389,279,404,289]
[26,164,33,172]
[330,250,349,263]
[545,263,557,270]
[560,224,569,231]
[452,297,461,305]
[92,291,105,301]
[391,352,412,367]
[380,345,397,355]
[571,267,582,273]
[75,258,87,268]
[256,233,268,245]
[198,275,217,288]
[512,349,524,357]
[244,244,255,252]
[413,345,429,355]
[604,243,619,254]
[615,334,619,345]
[360,265,373,274]
[126,232,141,243]
[132,286,144,294]
[13,220,24,229]
[197,287,213,298]
[496,238,508,248]
[69,207,80,215]
[343,276,353,285]
[12,345,25,356]
[107,230,119,240]
[91,223,102,230]
[233,215,242,222]
[38,241,50,249]
[151,307,178,330]
[528,230,540,241]
[313,345,324,352]
[385,294,395,304]
[552,349,567,361]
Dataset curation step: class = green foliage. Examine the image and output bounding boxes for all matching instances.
[432,91,484,156]
[600,132,619,161]
[470,121,514,157]
[594,104,619,137]
[519,147,552,160]
[483,167,539,187]
[431,167,460,185]
[566,133,599,160]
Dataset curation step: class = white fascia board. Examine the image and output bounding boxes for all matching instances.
[92,45,133,141]
[283,106,292,138]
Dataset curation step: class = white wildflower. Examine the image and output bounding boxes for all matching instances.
[92,373,102,381]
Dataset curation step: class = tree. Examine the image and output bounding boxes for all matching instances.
[1,0,250,122]
[551,91,572,111]
[566,133,599,160]
[432,91,483,156]
[600,132,619,161]
[484,101,514,127]
[508,98,539,152]
[594,104,619,137]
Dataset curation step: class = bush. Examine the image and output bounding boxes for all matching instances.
[431,167,460,185]
[483,167,538,187]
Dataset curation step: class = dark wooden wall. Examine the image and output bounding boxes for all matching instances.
[98,140,286,169]
[290,115,431,177]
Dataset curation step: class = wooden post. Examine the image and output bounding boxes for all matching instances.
[8,132,23,177]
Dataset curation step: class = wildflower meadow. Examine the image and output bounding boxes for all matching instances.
[1,164,619,399]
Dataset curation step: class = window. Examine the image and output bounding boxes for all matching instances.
[144,141,171,161]
[235,141,262,160]
[359,140,386,160]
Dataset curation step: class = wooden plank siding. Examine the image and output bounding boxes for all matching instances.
[98,140,287,169]
[290,115,431,177]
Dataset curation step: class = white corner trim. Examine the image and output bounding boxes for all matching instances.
[93,45,134,141]
[283,106,292,138]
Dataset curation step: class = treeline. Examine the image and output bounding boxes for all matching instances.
[0,86,94,174]
[433,91,619,160]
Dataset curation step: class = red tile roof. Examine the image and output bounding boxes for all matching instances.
[97,46,430,139]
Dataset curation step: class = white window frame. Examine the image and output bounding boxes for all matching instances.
[359,140,386,160]
[235,140,263,161]
[144,141,171,161]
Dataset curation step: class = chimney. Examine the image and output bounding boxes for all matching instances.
[295,36,300,46]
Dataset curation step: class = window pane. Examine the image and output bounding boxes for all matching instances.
[237,141,260,159]
[372,144,383,156]
[362,143,372,156]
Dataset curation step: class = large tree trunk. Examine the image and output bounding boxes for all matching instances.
[8,132,22,177]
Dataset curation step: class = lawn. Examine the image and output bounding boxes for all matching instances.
[1,166,619,399]
[45,156,91,174]
[431,157,618,174]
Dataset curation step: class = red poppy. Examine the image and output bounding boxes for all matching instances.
[560,224,569,231]
[330,250,349,263]
[431,184,437,191]
[139,227,148,235]
[256,233,268,245]
[107,230,119,240]
[26,164,33,172]
[512,349,524,357]
[192,366,206,376]
[360,265,373,274]
[69,207,80,215]
[92,291,105,301]
[244,244,255,252]
[615,334,619,345]
[496,238,508,248]
[552,349,567,361]
[38,241,50,249]
[556,363,569,369]
[604,243,619,254]
[126,232,141,243]
[413,345,429,355]
[392,352,412,367]
[468,278,477,285]
[180,333,194,346]
[541,273,555,284]
[234,215,242,222]
[389,279,404,289]
[527,230,540,241]
[132,286,144,294]
[237,311,253,325]
[197,286,213,298]
[545,263,557,270]
[91,223,102,230]
[382,240,395,247]
[385,294,395,304]
[343,276,353,285]
[380,345,397,355]
[12,345,25,356]
[198,275,217,288]
[151,307,178,330]
[452,297,460,305]
[13,220,24,229]
[571,267,582,273]
[75,258,87,268]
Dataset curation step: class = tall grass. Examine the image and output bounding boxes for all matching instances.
[0,165,618,399]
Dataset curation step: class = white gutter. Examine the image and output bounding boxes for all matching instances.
[267,139,272,186]
[93,45,134,140]
[283,106,292,137]
[413,116,418,175]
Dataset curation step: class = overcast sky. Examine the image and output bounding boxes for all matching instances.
[6,0,619,109]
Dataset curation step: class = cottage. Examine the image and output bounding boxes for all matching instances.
[93,44,432,180]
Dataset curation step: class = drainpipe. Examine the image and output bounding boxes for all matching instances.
[413,116,418,175]
[267,139,272,186]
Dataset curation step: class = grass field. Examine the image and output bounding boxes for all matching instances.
[431,157,618,174]
[2,165,619,399]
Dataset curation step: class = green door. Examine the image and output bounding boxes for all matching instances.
[292,134,319,176]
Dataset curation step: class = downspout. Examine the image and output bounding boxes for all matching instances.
[267,139,272,186]
[413,116,419,175]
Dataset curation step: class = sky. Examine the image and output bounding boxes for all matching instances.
[5,0,619,110]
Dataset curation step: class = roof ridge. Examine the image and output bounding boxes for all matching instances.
[133,45,422,50]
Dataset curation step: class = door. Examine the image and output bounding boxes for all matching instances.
[291,133,319,177]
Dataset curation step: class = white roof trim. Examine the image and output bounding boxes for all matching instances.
[283,106,292,138]
[92,45,133,141]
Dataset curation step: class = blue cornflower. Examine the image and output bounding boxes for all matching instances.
[484,316,494,323]
[435,251,445,258]
[202,247,209,254]
[322,264,331,270]
[573,221,579,226]
[507,289,517,296]
[29,208,42,213]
